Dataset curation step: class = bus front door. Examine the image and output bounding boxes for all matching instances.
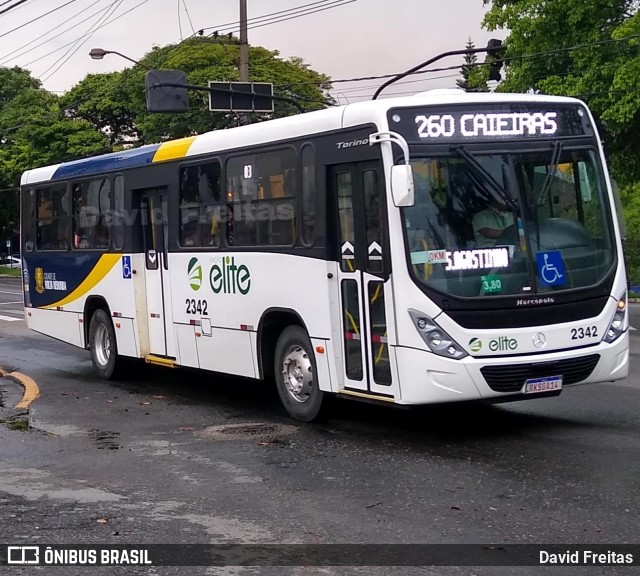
[140,188,175,358]
[330,162,397,398]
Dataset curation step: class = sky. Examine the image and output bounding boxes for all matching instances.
[0,0,507,102]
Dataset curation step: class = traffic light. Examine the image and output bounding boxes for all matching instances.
[208,82,274,113]
[486,39,504,82]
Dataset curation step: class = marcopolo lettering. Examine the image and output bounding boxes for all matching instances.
[209,256,251,295]
[516,297,555,306]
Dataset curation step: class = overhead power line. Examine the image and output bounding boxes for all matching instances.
[0,0,29,16]
[39,0,126,82]
[244,0,358,33]
[181,0,196,36]
[328,72,461,96]
[197,0,358,37]
[0,0,78,40]
[275,32,640,91]
[19,0,150,73]
[197,0,343,34]
[0,0,105,65]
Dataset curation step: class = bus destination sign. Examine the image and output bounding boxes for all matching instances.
[388,103,593,142]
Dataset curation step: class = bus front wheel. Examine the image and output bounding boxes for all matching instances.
[274,326,324,422]
[89,309,123,380]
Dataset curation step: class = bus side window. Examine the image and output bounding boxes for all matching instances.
[226,149,296,247]
[71,178,112,250]
[113,175,125,250]
[301,145,316,246]
[179,160,221,248]
[23,188,36,252]
[36,184,70,251]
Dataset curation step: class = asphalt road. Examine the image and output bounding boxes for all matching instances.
[0,277,24,323]
[0,277,639,576]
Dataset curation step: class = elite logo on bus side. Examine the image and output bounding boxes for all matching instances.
[188,256,251,295]
[188,258,203,291]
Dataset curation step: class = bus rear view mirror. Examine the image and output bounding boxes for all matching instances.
[391,164,415,207]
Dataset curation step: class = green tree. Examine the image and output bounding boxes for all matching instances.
[0,67,109,240]
[63,38,334,145]
[482,0,640,277]
[457,38,489,92]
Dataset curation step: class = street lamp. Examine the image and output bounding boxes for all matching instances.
[89,47,147,68]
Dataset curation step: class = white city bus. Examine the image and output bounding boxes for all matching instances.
[20,89,629,421]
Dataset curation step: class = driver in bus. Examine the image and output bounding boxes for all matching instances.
[472,198,511,248]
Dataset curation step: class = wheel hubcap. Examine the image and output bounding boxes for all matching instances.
[94,324,111,367]
[281,345,313,403]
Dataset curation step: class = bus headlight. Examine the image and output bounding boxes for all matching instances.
[603,291,627,343]
[408,309,467,359]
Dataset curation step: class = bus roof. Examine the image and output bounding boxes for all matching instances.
[20,90,586,186]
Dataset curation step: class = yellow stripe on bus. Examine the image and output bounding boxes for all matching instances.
[43,254,121,309]
[152,136,197,163]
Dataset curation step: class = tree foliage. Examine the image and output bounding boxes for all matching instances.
[0,39,333,246]
[0,67,109,243]
[457,38,490,92]
[482,0,640,277]
[62,38,334,145]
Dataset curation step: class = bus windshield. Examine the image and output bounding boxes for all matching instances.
[403,147,616,299]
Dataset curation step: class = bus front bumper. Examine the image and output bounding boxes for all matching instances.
[393,332,629,405]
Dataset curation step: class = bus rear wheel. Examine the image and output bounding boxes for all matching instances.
[274,326,324,422]
[89,309,123,380]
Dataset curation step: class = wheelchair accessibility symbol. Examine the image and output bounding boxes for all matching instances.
[122,255,132,279]
[536,251,566,287]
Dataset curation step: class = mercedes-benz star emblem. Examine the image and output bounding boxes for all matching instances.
[532,332,547,349]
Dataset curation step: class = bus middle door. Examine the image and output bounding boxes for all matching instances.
[140,187,175,359]
[330,162,396,398]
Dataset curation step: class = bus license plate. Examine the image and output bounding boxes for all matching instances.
[524,376,563,394]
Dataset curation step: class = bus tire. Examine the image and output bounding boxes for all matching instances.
[274,326,323,422]
[89,308,123,380]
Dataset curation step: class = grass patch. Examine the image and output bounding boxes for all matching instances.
[4,417,29,431]
[0,266,20,277]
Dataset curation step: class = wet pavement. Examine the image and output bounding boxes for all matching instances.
[0,278,639,575]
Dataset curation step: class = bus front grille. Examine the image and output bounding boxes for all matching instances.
[480,354,601,393]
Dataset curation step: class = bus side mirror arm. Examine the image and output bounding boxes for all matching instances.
[370,131,415,207]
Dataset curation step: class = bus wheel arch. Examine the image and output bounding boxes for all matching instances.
[84,296,110,347]
[257,308,308,380]
[85,298,123,380]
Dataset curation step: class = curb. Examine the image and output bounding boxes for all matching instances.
[0,366,40,409]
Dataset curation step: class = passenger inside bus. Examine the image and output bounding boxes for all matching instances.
[95,216,110,248]
[472,198,511,248]
[181,219,200,247]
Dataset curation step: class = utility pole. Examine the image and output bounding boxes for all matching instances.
[239,0,249,82]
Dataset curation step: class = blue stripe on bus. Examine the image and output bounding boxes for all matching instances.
[23,253,105,309]
[51,144,161,180]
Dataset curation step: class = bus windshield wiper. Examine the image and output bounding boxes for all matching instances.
[453,146,518,211]
[536,141,564,206]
